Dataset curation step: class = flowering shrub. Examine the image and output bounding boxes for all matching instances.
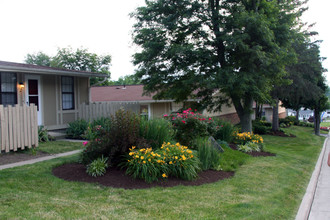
[320,126,330,131]
[124,142,200,183]
[233,132,264,145]
[164,108,215,147]
[159,142,200,180]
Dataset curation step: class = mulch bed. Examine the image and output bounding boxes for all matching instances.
[267,130,296,137]
[52,163,235,189]
[229,144,276,157]
[0,151,50,166]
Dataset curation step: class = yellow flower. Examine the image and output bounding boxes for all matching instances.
[143,161,146,164]
[132,146,136,150]
[135,155,139,158]
[141,156,144,160]
[181,155,187,160]
[175,156,178,160]
[162,173,168,178]
[148,159,151,162]
[169,161,173,164]
[129,152,134,156]
[157,160,161,163]
[176,143,180,147]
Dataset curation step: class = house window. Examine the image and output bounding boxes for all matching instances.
[140,105,149,119]
[61,76,74,110]
[0,72,17,106]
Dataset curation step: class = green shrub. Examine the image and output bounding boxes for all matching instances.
[164,108,215,147]
[217,140,230,148]
[79,134,110,165]
[279,116,299,127]
[252,120,271,134]
[195,137,222,171]
[83,118,111,141]
[38,126,50,142]
[86,156,109,177]
[213,119,235,142]
[66,119,88,139]
[139,118,175,149]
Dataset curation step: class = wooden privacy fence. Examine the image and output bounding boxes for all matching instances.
[78,102,140,121]
[0,104,38,153]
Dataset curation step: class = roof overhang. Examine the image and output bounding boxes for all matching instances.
[0,64,107,78]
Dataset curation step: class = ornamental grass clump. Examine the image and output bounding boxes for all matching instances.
[86,156,109,177]
[123,142,200,183]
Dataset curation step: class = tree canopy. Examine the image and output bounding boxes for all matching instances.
[132,0,306,132]
[25,47,111,85]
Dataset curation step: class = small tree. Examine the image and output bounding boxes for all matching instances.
[25,47,111,85]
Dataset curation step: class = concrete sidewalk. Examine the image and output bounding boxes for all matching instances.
[0,150,81,171]
[296,134,330,220]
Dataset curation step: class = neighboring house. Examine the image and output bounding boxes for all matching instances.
[0,60,107,130]
[91,84,286,123]
[91,85,196,119]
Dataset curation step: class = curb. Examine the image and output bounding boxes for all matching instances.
[0,150,82,171]
[295,135,329,220]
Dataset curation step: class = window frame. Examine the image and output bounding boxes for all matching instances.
[61,76,75,110]
[0,72,18,106]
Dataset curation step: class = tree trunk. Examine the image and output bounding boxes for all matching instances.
[232,96,253,132]
[296,109,300,121]
[314,108,320,135]
[240,111,253,132]
[272,98,279,131]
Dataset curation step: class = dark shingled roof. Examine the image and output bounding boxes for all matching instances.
[91,85,155,102]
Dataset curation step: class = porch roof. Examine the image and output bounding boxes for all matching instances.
[0,60,107,78]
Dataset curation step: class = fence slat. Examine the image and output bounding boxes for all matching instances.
[77,102,141,122]
[0,104,38,153]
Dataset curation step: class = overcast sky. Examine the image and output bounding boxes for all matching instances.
[0,0,328,82]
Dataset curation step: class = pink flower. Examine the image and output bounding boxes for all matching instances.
[182,120,186,124]
[83,141,88,146]
[163,114,168,117]
[209,118,212,120]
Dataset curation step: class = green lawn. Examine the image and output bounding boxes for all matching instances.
[37,140,84,154]
[0,126,324,219]
[320,121,330,127]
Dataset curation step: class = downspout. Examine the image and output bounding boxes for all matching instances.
[88,76,109,103]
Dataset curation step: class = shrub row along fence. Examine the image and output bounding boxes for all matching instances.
[0,104,38,153]
[78,102,140,121]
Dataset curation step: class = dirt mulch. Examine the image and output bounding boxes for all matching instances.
[229,144,276,157]
[0,151,50,166]
[267,130,296,137]
[52,163,235,189]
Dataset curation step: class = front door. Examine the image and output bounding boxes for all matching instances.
[25,75,42,125]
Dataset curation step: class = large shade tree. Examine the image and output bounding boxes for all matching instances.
[25,47,111,85]
[132,0,305,132]
[278,36,328,135]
